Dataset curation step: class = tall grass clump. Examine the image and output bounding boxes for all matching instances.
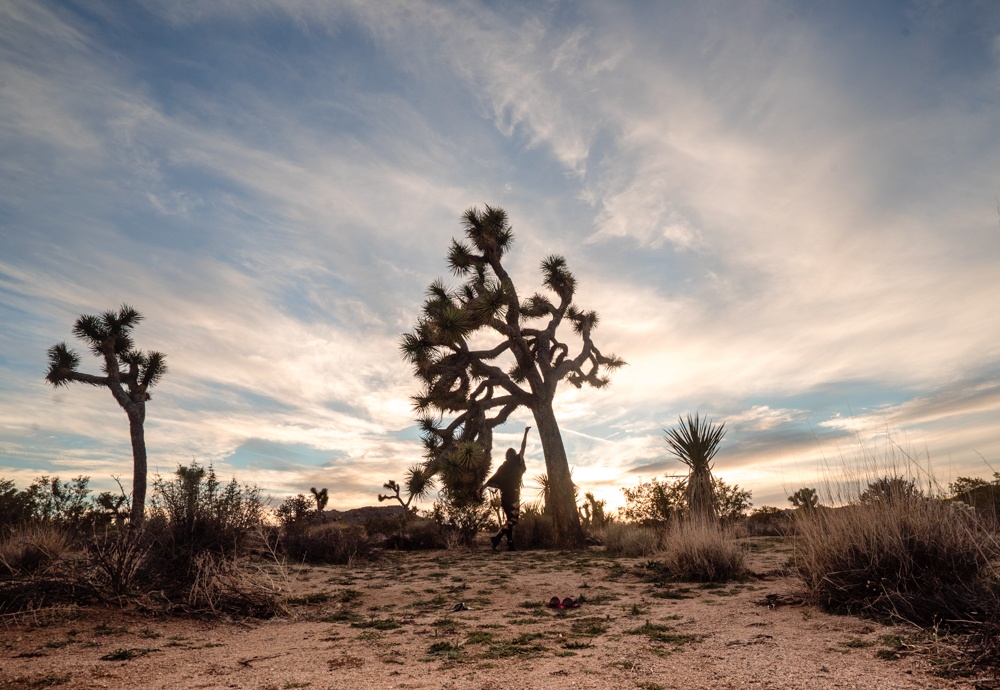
[658,521,747,582]
[794,493,998,626]
[600,523,662,557]
[0,523,71,577]
[280,523,372,564]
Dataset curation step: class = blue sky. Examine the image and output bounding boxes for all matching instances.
[2,0,999,512]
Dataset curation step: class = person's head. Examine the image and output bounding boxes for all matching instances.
[506,448,518,463]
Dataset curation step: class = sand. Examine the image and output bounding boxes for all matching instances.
[0,538,975,689]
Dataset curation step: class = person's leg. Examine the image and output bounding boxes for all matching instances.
[504,503,520,550]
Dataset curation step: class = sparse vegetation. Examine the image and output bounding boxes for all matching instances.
[657,521,748,582]
[599,523,661,557]
[794,488,998,627]
[620,475,751,526]
[281,523,373,564]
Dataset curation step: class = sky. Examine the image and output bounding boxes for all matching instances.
[2,0,1000,514]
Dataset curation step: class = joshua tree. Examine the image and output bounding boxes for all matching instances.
[665,414,726,525]
[788,487,819,511]
[310,487,329,518]
[45,305,166,525]
[378,465,436,513]
[398,205,624,546]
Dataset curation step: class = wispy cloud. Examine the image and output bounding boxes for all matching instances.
[2,0,999,514]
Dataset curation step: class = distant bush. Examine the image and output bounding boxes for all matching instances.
[600,523,662,557]
[788,487,819,511]
[658,521,747,582]
[281,523,372,564]
[794,496,999,626]
[375,517,446,550]
[275,494,316,528]
[950,474,1000,529]
[0,476,116,535]
[0,479,37,535]
[858,476,922,505]
[620,476,751,525]
[744,506,792,537]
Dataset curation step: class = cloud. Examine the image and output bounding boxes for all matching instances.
[2,0,999,514]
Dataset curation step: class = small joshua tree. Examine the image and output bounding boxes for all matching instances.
[378,465,436,513]
[310,487,329,518]
[665,414,726,525]
[789,487,819,512]
[45,305,166,525]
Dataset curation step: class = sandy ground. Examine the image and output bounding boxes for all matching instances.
[0,538,983,689]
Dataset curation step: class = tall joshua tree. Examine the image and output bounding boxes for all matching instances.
[45,305,167,526]
[399,206,624,546]
[665,414,726,525]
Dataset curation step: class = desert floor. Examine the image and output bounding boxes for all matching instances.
[0,537,982,689]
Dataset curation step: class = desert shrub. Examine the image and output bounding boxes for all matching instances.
[378,517,446,550]
[182,551,285,618]
[620,476,751,526]
[136,462,278,614]
[85,526,151,597]
[275,494,316,528]
[620,477,685,525]
[794,496,999,626]
[600,523,662,557]
[950,476,1000,529]
[363,513,408,539]
[744,506,792,537]
[0,479,36,535]
[658,521,747,582]
[0,523,70,577]
[147,462,264,562]
[858,476,922,505]
[515,508,556,550]
[429,496,496,547]
[281,523,372,564]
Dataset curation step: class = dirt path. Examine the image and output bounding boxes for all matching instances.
[0,540,972,689]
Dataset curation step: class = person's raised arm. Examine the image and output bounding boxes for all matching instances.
[519,426,531,459]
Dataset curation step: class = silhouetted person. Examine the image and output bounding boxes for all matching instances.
[483,426,530,551]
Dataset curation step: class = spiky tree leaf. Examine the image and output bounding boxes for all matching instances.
[405,464,435,501]
[45,343,80,386]
[140,351,167,389]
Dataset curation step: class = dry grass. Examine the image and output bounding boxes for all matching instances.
[658,521,747,582]
[0,524,70,577]
[599,523,662,557]
[280,523,373,564]
[794,496,999,627]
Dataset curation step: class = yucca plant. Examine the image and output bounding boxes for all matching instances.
[665,414,726,525]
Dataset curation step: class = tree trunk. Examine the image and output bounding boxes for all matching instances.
[127,406,147,526]
[531,402,584,547]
